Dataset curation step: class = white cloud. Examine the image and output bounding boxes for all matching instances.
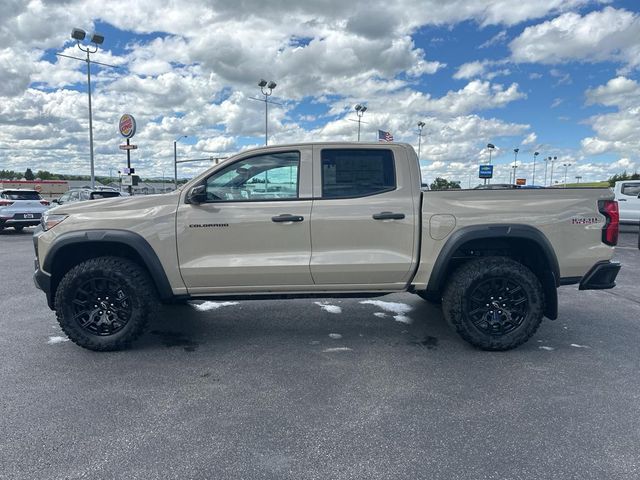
[510,7,640,70]
[580,76,640,160]
[522,132,537,145]
[479,30,508,49]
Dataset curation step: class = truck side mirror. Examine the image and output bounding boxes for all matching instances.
[52,198,59,204]
[186,185,207,204]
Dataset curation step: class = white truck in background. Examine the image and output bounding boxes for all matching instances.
[614,180,640,224]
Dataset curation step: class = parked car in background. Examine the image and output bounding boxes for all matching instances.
[0,189,50,231]
[53,188,122,205]
[614,180,640,224]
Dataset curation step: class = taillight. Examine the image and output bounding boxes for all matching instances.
[598,200,619,246]
[0,200,13,206]
[40,200,50,206]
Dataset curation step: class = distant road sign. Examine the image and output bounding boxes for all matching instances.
[121,175,133,186]
[123,168,135,175]
[479,165,493,179]
[119,144,138,150]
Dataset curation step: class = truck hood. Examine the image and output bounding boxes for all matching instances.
[51,192,181,216]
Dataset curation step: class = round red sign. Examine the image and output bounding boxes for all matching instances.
[119,114,136,139]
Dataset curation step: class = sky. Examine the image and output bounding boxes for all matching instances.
[0,0,639,186]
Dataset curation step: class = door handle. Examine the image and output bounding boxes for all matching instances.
[271,214,304,223]
[372,212,405,220]
[618,199,627,202]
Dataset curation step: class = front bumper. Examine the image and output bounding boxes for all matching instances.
[579,261,621,290]
[32,227,55,310]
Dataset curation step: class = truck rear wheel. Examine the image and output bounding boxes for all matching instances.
[442,256,544,351]
[54,256,157,351]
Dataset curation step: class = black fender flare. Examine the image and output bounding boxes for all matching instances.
[43,229,175,301]
[426,224,559,320]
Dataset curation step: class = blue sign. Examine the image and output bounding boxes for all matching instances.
[479,165,493,179]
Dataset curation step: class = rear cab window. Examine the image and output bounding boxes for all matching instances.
[1,190,42,200]
[621,183,640,196]
[321,149,395,198]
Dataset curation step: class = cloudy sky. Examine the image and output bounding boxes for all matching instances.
[0,0,638,185]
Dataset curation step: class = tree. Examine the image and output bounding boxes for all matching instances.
[24,168,35,180]
[608,171,640,187]
[430,177,461,190]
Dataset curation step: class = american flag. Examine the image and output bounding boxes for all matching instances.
[378,130,393,142]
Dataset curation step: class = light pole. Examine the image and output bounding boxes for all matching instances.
[544,156,551,186]
[355,104,367,141]
[512,148,519,184]
[174,135,187,189]
[532,151,539,186]
[563,163,572,187]
[417,121,425,160]
[486,143,495,185]
[258,79,277,145]
[550,156,557,186]
[57,28,112,189]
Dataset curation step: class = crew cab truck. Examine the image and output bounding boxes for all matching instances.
[33,143,621,351]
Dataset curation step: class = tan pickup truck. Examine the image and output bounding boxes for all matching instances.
[33,142,621,351]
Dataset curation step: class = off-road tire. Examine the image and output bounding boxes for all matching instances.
[442,256,544,351]
[55,256,158,351]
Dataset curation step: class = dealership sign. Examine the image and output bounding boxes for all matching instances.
[478,164,493,179]
[119,114,136,139]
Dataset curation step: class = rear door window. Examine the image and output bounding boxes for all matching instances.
[321,149,395,198]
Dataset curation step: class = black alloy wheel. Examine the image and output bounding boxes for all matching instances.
[71,277,133,336]
[466,277,528,336]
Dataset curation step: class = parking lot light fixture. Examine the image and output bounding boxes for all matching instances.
[355,104,367,141]
[56,28,117,189]
[512,148,519,183]
[259,79,277,145]
[417,121,425,161]
[532,151,539,185]
[563,163,572,187]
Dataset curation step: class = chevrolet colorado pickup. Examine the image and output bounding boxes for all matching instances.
[33,142,621,351]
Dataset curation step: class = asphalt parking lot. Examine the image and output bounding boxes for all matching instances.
[1,226,639,480]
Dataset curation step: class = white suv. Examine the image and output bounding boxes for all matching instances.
[0,189,50,232]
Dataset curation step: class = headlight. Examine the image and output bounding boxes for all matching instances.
[41,213,68,231]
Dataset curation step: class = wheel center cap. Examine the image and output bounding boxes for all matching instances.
[491,301,502,310]
[100,301,109,310]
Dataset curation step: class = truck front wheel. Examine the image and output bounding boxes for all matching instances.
[442,257,544,351]
[54,256,157,351]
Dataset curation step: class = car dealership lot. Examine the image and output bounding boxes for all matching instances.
[1,227,639,480]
